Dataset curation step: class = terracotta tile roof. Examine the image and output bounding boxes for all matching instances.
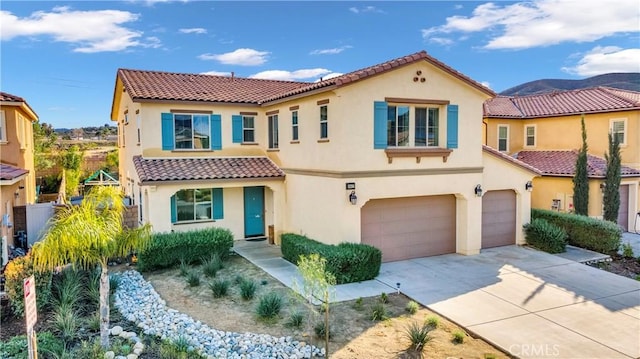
[118,69,309,104]
[117,50,495,106]
[0,163,29,181]
[484,87,640,118]
[482,145,542,175]
[262,50,495,103]
[515,150,640,178]
[133,156,285,183]
[0,92,26,102]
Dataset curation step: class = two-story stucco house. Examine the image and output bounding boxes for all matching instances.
[111,51,539,262]
[483,87,640,231]
[1,92,38,247]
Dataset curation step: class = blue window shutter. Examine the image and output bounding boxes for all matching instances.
[232,115,242,143]
[170,195,176,223]
[161,113,174,150]
[447,104,459,149]
[373,101,388,149]
[211,114,222,150]
[213,188,224,219]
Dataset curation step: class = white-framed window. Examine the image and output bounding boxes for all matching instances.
[173,113,210,149]
[243,116,255,142]
[525,125,536,147]
[291,110,299,141]
[610,118,626,146]
[268,114,279,149]
[176,188,213,222]
[387,105,441,147]
[498,125,509,152]
[319,105,328,139]
[0,110,6,143]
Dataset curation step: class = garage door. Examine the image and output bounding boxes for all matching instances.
[482,190,516,248]
[617,184,629,231]
[361,195,456,262]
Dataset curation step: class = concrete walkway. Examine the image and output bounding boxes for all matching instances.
[234,240,640,359]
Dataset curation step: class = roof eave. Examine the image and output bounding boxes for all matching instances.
[139,176,285,186]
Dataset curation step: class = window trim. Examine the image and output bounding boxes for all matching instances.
[609,118,627,146]
[174,188,215,223]
[136,110,141,145]
[497,124,509,152]
[414,106,439,147]
[319,105,328,139]
[242,115,256,143]
[291,110,299,141]
[172,113,212,151]
[0,110,6,143]
[524,124,536,148]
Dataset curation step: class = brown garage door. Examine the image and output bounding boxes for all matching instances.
[361,195,456,262]
[482,190,516,248]
[617,184,629,231]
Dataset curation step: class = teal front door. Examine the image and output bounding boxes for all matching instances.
[244,186,265,237]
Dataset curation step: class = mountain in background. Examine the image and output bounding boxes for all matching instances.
[499,73,640,96]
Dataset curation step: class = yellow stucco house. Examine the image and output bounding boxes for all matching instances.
[1,92,38,247]
[483,87,640,231]
[110,51,540,262]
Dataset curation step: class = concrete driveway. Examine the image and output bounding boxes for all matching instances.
[376,246,640,359]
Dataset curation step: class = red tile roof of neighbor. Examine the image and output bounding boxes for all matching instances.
[484,87,640,118]
[0,91,38,119]
[0,163,29,181]
[482,145,542,175]
[515,150,640,178]
[133,156,285,183]
[117,51,495,106]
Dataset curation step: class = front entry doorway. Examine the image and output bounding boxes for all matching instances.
[244,186,265,238]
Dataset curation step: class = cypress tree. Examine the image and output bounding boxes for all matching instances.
[603,132,621,222]
[572,117,589,215]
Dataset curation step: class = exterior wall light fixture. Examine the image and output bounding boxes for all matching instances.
[474,184,483,197]
[349,191,358,205]
[525,181,533,191]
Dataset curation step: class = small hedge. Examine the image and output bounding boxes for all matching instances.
[137,227,234,271]
[532,209,621,254]
[524,218,567,254]
[3,253,53,317]
[281,233,381,284]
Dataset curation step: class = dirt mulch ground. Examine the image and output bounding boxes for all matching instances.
[142,253,510,359]
[590,254,640,279]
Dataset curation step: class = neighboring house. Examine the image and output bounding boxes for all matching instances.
[0,92,38,246]
[483,87,640,231]
[110,50,539,262]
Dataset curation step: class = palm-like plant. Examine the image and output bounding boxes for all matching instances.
[32,186,151,348]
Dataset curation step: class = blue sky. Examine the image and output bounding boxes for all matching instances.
[1,0,639,129]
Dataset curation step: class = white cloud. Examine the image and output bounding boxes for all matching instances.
[349,6,384,14]
[179,28,206,34]
[200,71,231,76]
[250,68,332,81]
[0,7,155,53]
[562,46,640,76]
[422,0,640,49]
[310,45,352,55]
[198,48,269,66]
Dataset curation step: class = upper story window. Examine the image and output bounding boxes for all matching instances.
[174,113,210,149]
[610,119,626,145]
[525,125,536,147]
[498,125,509,152]
[291,110,299,141]
[17,114,27,150]
[268,114,279,149]
[387,106,410,146]
[136,111,141,145]
[319,105,328,139]
[0,111,6,143]
[243,116,255,142]
[415,107,439,147]
[387,105,440,147]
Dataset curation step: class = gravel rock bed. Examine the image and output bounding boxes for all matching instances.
[113,270,325,359]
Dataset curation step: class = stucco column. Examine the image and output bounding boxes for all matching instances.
[456,194,482,255]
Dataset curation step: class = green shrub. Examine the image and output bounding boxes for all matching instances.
[256,292,283,319]
[109,273,120,295]
[72,339,104,359]
[179,259,190,277]
[524,218,568,254]
[186,271,201,287]
[137,227,234,271]
[405,300,419,314]
[51,305,78,344]
[209,279,230,298]
[379,292,389,303]
[0,331,65,358]
[52,266,83,309]
[532,209,621,253]
[202,253,223,278]
[404,321,434,352]
[281,233,382,284]
[425,315,440,328]
[452,330,466,344]
[621,243,634,258]
[3,253,53,317]
[370,302,387,321]
[353,297,364,311]
[286,311,305,328]
[239,279,257,300]
[314,320,332,339]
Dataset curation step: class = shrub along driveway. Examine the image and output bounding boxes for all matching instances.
[376,245,640,358]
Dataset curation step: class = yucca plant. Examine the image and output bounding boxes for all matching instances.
[202,254,223,278]
[370,302,387,321]
[53,267,83,309]
[239,279,257,300]
[209,279,230,298]
[51,305,78,345]
[256,292,283,319]
[186,271,201,287]
[285,311,305,328]
[404,321,434,352]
